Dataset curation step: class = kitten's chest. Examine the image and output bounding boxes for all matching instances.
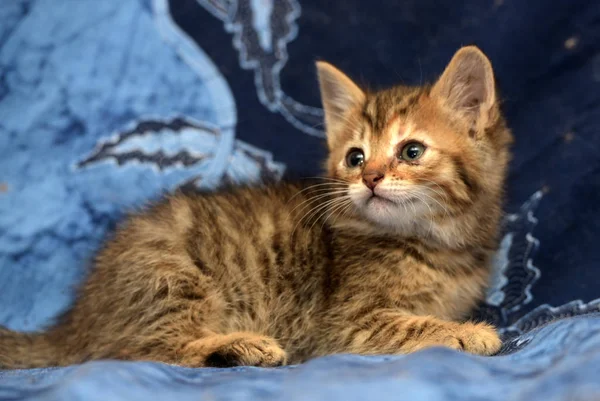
[378,255,489,320]
[414,268,488,320]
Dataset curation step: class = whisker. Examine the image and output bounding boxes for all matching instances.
[412,178,449,200]
[310,198,352,233]
[288,190,349,217]
[401,193,410,221]
[410,192,435,237]
[413,188,450,220]
[321,199,353,231]
[286,183,348,204]
[291,196,351,237]
[288,184,347,199]
[402,187,450,238]
[301,177,351,184]
[305,196,351,225]
[336,200,355,223]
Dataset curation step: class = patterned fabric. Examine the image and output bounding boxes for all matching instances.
[1,0,600,399]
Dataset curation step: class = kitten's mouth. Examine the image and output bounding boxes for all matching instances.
[366,193,418,207]
[366,194,395,206]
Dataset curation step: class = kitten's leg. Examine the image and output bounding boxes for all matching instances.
[331,310,501,356]
[116,316,287,368]
[112,302,287,367]
[178,332,287,368]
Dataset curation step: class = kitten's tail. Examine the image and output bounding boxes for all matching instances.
[0,326,62,369]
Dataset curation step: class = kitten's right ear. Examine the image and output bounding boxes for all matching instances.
[316,62,365,148]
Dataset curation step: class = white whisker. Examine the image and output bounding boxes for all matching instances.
[302,177,351,184]
[287,183,348,204]
[291,195,351,237]
[321,199,353,231]
[309,197,352,233]
[413,187,450,220]
[288,190,349,217]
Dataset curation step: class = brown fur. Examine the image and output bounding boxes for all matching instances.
[0,46,512,369]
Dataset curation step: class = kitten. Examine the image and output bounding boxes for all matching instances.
[0,46,512,368]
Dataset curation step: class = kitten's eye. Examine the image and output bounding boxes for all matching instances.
[399,142,426,161]
[345,148,365,168]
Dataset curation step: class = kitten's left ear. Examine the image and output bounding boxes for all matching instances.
[431,46,497,135]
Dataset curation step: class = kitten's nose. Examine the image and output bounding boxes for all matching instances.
[362,171,385,190]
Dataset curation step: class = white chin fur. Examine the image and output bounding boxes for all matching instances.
[349,184,431,230]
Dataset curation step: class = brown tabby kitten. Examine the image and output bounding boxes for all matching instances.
[0,46,512,369]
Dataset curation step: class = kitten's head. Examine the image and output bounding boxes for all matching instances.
[316,46,512,244]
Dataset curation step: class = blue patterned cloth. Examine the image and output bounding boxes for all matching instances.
[1,0,600,400]
[1,317,600,401]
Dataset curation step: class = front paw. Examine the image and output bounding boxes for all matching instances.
[433,322,502,355]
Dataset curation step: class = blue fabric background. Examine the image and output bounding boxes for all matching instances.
[1,0,600,400]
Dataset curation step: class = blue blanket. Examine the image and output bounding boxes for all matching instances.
[1,0,600,400]
[1,317,600,401]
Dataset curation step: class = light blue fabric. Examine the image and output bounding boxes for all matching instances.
[1,317,600,401]
[0,0,283,332]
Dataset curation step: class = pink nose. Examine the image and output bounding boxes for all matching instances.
[362,172,384,190]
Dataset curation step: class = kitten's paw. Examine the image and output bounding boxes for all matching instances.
[205,334,287,368]
[437,322,502,355]
[193,333,287,368]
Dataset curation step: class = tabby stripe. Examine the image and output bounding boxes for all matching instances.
[259,250,272,287]
[271,232,285,268]
[451,155,478,194]
[362,101,375,131]
[202,207,224,261]
[343,327,365,348]
[234,285,249,314]
[363,317,389,343]
[391,321,414,349]
[373,96,388,132]
[144,306,188,326]
[365,318,399,345]
[395,93,420,116]
[321,227,336,302]
[402,245,436,271]
[419,320,437,338]
[191,256,211,276]
[234,250,247,273]
[179,283,206,302]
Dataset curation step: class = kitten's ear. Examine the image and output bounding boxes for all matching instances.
[431,46,497,135]
[316,61,365,148]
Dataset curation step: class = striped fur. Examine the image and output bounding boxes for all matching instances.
[0,46,512,368]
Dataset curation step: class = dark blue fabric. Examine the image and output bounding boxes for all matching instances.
[1,0,600,400]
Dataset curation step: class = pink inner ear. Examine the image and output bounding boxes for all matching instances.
[433,49,496,118]
[447,68,490,112]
